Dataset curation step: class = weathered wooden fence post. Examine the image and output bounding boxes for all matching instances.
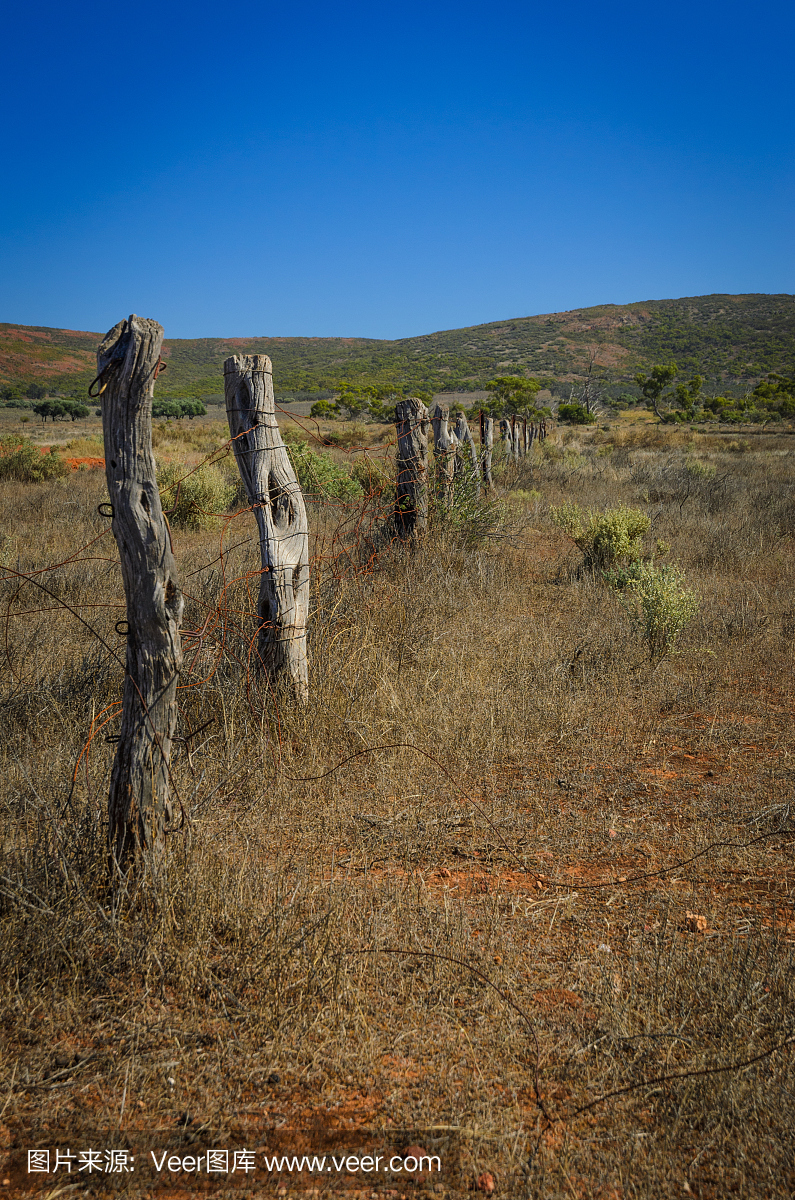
[453,411,479,496]
[499,418,513,462]
[395,396,430,538]
[431,403,458,508]
[480,411,494,489]
[98,315,183,876]
[224,354,309,702]
[512,415,524,460]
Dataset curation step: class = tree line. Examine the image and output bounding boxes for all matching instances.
[635,365,795,424]
[310,376,554,424]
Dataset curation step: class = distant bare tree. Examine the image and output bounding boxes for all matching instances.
[570,347,606,417]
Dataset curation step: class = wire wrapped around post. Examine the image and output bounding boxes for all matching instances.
[453,411,479,496]
[98,314,183,878]
[224,354,309,703]
[431,403,458,508]
[394,397,430,539]
[499,418,513,462]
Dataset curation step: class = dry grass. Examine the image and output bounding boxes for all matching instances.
[0,421,793,1198]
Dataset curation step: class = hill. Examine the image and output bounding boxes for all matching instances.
[2,293,793,403]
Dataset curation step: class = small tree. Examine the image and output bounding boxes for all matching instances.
[152,400,182,419]
[634,364,678,420]
[635,364,707,423]
[674,375,704,420]
[568,347,606,417]
[63,400,91,421]
[367,396,394,422]
[485,375,541,418]
[751,373,795,419]
[337,389,370,419]
[33,400,66,422]
[310,398,340,419]
[152,398,207,420]
[182,398,207,419]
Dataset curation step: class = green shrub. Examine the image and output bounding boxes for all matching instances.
[558,403,596,425]
[0,436,69,483]
[606,559,699,657]
[433,484,508,549]
[157,461,236,529]
[685,458,716,480]
[309,398,340,420]
[349,454,393,497]
[319,423,370,449]
[287,439,363,503]
[210,432,365,510]
[550,502,650,568]
[0,384,26,404]
[562,450,588,471]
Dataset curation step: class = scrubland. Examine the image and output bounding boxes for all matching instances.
[0,414,793,1198]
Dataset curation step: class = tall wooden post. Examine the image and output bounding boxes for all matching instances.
[224,354,309,702]
[453,412,479,494]
[499,418,513,462]
[98,315,183,876]
[431,403,458,508]
[395,397,430,538]
[512,415,523,460]
[480,413,494,489]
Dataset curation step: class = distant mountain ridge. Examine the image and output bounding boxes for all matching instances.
[2,293,793,401]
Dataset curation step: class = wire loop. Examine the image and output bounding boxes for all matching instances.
[88,359,121,398]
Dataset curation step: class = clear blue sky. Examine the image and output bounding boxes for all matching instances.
[1,0,793,339]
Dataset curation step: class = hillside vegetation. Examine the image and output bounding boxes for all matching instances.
[2,293,793,403]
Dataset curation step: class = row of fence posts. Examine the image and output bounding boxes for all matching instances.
[97,319,312,875]
[395,398,548,538]
[499,411,549,463]
[94,320,548,876]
